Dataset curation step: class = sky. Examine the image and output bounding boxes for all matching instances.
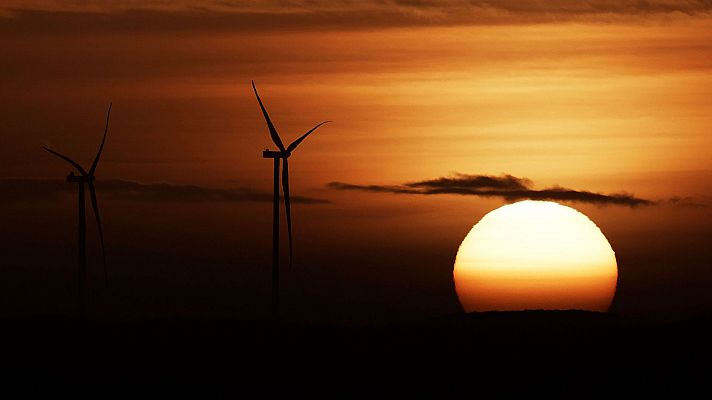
[1,1,711,324]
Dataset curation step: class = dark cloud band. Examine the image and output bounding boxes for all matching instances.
[328,173,653,207]
[0,179,329,205]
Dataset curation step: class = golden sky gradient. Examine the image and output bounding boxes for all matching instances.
[1,1,711,322]
[1,1,711,198]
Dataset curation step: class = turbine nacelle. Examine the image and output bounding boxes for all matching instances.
[262,150,291,159]
[66,171,95,182]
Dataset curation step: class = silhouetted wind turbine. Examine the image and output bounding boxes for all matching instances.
[43,103,111,320]
[252,81,330,319]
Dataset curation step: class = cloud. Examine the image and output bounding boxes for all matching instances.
[0,179,329,204]
[4,1,712,16]
[406,174,531,191]
[328,173,653,207]
[665,196,710,209]
[1,1,710,31]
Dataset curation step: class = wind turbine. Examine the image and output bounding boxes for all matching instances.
[252,81,330,319]
[43,103,111,320]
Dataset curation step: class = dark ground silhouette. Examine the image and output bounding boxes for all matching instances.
[1,310,709,396]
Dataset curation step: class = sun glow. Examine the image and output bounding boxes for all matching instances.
[454,200,618,312]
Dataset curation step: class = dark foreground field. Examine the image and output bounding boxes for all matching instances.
[1,310,710,397]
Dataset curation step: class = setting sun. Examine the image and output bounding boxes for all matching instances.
[454,200,618,312]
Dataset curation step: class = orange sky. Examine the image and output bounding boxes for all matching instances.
[1,1,711,322]
[1,2,711,199]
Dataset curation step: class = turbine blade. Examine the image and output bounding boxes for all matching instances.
[287,121,331,152]
[252,81,286,152]
[42,146,88,176]
[282,158,293,268]
[88,182,108,286]
[89,103,111,176]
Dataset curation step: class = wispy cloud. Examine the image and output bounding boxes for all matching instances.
[0,178,329,204]
[328,173,653,207]
[665,196,710,209]
[2,1,710,30]
[4,1,711,16]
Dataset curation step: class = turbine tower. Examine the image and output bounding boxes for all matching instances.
[252,81,330,320]
[43,103,112,320]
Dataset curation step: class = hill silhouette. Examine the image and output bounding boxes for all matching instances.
[1,310,709,396]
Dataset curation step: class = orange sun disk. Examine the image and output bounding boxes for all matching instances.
[453,200,618,312]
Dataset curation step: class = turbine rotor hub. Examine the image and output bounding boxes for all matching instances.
[66,173,94,183]
[262,150,291,159]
